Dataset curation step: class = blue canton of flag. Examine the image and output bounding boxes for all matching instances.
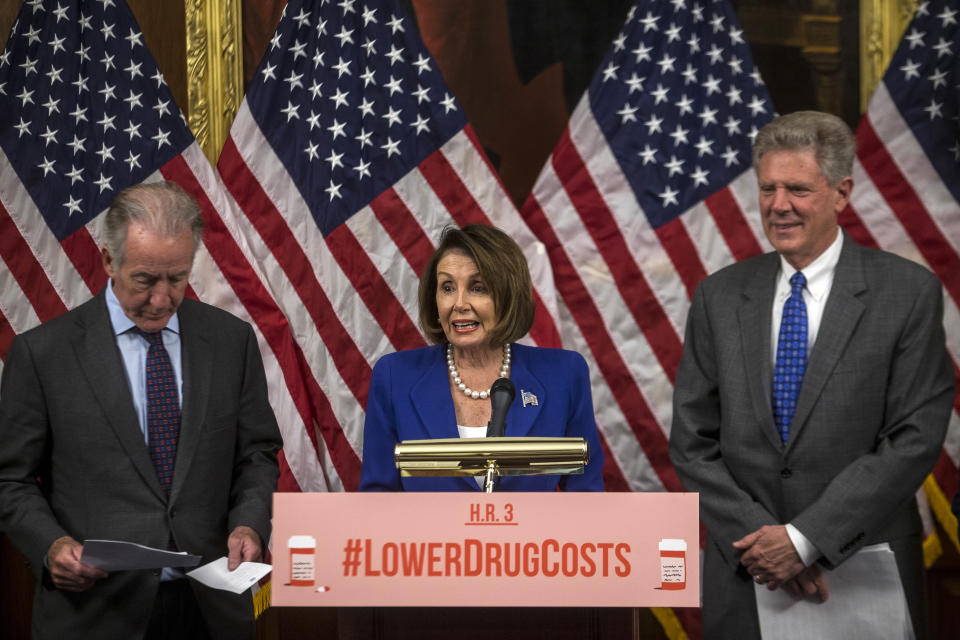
[0,0,193,241]
[244,0,469,236]
[883,0,960,202]
[588,0,774,229]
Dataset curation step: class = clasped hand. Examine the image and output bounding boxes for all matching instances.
[733,525,828,602]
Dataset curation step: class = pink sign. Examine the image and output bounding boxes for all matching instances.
[271,492,698,607]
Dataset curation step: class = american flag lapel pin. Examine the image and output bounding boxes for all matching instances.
[521,390,538,407]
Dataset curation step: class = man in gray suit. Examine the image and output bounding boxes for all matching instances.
[0,181,282,639]
[669,111,954,638]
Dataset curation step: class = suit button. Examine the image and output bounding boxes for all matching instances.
[152,569,161,576]
[170,508,177,517]
[780,468,792,479]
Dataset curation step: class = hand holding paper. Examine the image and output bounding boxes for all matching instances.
[49,536,108,592]
[227,525,262,570]
[187,557,271,594]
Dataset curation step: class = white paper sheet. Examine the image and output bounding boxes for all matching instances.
[80,539,201,571]
[755,543,913,639]
[186,557,272,594]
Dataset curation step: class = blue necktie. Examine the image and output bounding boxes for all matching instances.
[772,272,807,444]
[142,330,180,495]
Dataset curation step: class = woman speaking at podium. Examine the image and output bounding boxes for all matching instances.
[358,224,604,492]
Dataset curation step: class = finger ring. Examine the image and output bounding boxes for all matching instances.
[754,575,762,583]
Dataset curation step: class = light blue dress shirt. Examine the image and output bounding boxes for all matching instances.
[105,281,184,580]
[105,281,183,443]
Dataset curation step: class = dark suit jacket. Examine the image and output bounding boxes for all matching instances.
[0,290,282,640]
[669,234,954,639]
[358,343,604,491]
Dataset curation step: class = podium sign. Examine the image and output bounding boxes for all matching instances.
[271,492,699,607]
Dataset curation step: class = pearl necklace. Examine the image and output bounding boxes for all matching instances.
[446,343,511,399]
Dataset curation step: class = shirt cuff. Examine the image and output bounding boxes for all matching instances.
[785,523,821,566]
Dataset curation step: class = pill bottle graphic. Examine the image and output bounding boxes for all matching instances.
[289,535,316,587]
[659,538,686,590]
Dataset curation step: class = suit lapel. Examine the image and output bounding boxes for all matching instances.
[787,236,866,450]
[505,347,545,437]
[738,253,782,451]
[410,346,477,490]
[74,293,166,501]
[410,346,460,439]
[170,300,212,501]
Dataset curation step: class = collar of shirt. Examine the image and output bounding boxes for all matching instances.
[776,228,844,304]
[771,229,844,366]
[104,278,185,460]
[104,278,180,337]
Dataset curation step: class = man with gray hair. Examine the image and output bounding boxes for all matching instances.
[0,181,282,639]
[670,111,953,638]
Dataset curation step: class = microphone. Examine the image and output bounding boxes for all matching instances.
[486,377,516,438]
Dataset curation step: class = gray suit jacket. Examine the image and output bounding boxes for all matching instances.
[669,234,954,639]
[0,290,282,640]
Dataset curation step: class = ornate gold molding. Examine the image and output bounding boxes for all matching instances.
[860,0,918,111]
[184,0,243,166]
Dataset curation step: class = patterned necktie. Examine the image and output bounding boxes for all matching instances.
[772,272,807,444]
[141,330,181,495]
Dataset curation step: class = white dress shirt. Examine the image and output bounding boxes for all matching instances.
[770,230,843,567]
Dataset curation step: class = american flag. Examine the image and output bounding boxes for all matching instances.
[0,0,325,494]
[521,0,773,497]
[519,3,773,634]
[842,0,960,553]
[0,0,193,348]
[216,0,563,492]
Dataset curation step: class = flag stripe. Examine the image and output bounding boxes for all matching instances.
[857,118,960,310]
[294,335,364,490]
[654,217,708,298]
[551,127,683,382]
[0,200,68,322]
[369,187,436,276]
[0,306,12,362]
[551,295,663,493]
[934,449,959,498]
[704,186,764,261]
[522,195,682,491]
[218,136,373,407]
[326,223,427,351]
[345,207,424,330]
[61,227,108,295]
[0,265,39,339]
[418,149,490,225]
[596,431,631,492]
[839,203,880,249]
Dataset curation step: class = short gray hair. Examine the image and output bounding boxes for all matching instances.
[103,181,204,266]
[752,111,855,187]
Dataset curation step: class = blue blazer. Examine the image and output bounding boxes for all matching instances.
[359,343,604,491]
